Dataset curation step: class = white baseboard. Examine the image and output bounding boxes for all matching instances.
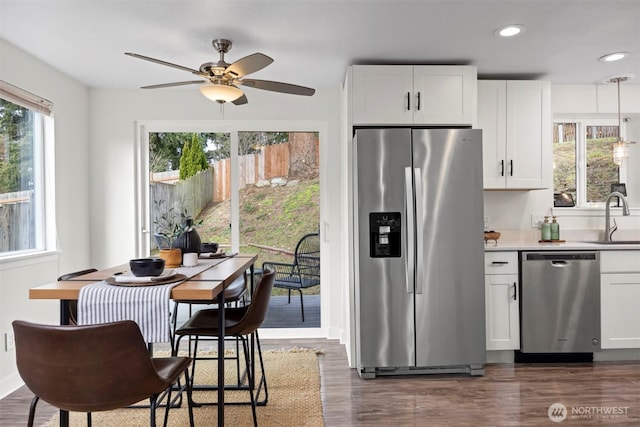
[0,371,24,400]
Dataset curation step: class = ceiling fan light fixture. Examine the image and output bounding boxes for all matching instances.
[494,24,526,38]
[199,83,243,104]
[599,52,630,63]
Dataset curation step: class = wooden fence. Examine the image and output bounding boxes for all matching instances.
[213,142,290,202]
[151,168,213,232]
[554,123,619,143]
[153,143,293,203]
[0,190,34,252]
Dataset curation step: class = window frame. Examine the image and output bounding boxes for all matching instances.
[0,81,57,261]
[553,117,627,208]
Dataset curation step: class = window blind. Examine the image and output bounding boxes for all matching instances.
[0,80,53,116]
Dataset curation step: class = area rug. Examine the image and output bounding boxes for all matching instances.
[44,348,324,426]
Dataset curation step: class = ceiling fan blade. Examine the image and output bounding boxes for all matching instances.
[232,94,248,105]
[125,52,205,76]
[225,53,273,78]
[239,79,315,96]
[141,80,205,89]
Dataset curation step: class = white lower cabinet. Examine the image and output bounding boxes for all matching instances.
[601,251,640,349]
[484,252,520,350]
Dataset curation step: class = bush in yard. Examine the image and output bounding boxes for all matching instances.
[179,133,209,180]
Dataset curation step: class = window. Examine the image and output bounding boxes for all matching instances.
[0,81,54,257]
[553,119,625,207]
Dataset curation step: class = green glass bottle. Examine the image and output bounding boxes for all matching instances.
[550,216,560,240]
[541,216,551,241]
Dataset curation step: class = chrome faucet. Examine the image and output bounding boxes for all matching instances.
[604,191,631,241]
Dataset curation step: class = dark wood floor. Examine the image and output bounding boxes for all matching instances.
[2,338,640,426]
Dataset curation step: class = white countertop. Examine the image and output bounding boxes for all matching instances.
[484,240,640,251]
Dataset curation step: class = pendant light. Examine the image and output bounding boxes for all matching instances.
[609,76,635,165]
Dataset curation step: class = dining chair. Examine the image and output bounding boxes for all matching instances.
[57,268,98,325]
[173,267,276,427]
[262,232,320,321]
[170,270,248,354]
[12,319,195,427]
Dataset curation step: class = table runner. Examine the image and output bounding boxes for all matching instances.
[77,262,215,343]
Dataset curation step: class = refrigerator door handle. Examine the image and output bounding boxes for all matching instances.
[404,167,415,294]
[414,167,424,294]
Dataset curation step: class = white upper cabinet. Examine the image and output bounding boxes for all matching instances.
[351,65,476,125]
[478,80,551,190]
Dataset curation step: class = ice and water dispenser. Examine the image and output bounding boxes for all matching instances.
[369,212,401,257]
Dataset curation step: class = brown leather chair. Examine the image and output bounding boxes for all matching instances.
[170,271,248,355]
[174,268,276,426]
[12,319,195,427]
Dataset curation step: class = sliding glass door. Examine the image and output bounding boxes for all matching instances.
[136,121,321,329]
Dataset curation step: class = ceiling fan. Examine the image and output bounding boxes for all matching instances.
[125,38,315,105]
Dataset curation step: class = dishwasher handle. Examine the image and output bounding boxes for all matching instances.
[551,260,570,267]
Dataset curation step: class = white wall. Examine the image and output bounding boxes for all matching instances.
[0,38,91,397]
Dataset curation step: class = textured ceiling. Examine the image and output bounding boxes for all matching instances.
[1,0,638,92]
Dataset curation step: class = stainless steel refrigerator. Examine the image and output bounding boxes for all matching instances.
[353,128,486,378]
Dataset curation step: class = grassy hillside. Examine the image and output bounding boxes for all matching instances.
[196,178,320,294]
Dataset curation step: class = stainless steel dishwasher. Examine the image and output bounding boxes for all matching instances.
[521,252,600,353]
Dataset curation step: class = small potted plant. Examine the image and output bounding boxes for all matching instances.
[153,199,185,268]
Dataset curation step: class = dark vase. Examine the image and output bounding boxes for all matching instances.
[173,218,202,256]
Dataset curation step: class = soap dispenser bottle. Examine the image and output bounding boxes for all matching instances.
[550,216,560,241]
[541,216,551,241]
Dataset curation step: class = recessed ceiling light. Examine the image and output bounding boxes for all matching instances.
[494,24,526,38]
[599,52,630,62]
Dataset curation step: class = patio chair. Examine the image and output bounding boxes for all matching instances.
[12,319,194,427]
[262,232,320,321]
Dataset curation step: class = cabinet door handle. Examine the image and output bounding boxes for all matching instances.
[509,160,514,176]
[500,160,504,177]
[491,261,508,265]
[417,92,421,111]
[407,92,410,111]
[513,282,517,301]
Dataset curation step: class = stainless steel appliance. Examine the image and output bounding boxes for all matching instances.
[521,252,600,353]
[353,128,486,378]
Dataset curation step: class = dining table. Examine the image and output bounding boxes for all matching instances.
[28,253,258,427]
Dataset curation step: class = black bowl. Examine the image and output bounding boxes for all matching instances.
[129,258,165,277]
[201,242,219,253]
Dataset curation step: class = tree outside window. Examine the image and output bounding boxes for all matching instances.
[0,91,51,255]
